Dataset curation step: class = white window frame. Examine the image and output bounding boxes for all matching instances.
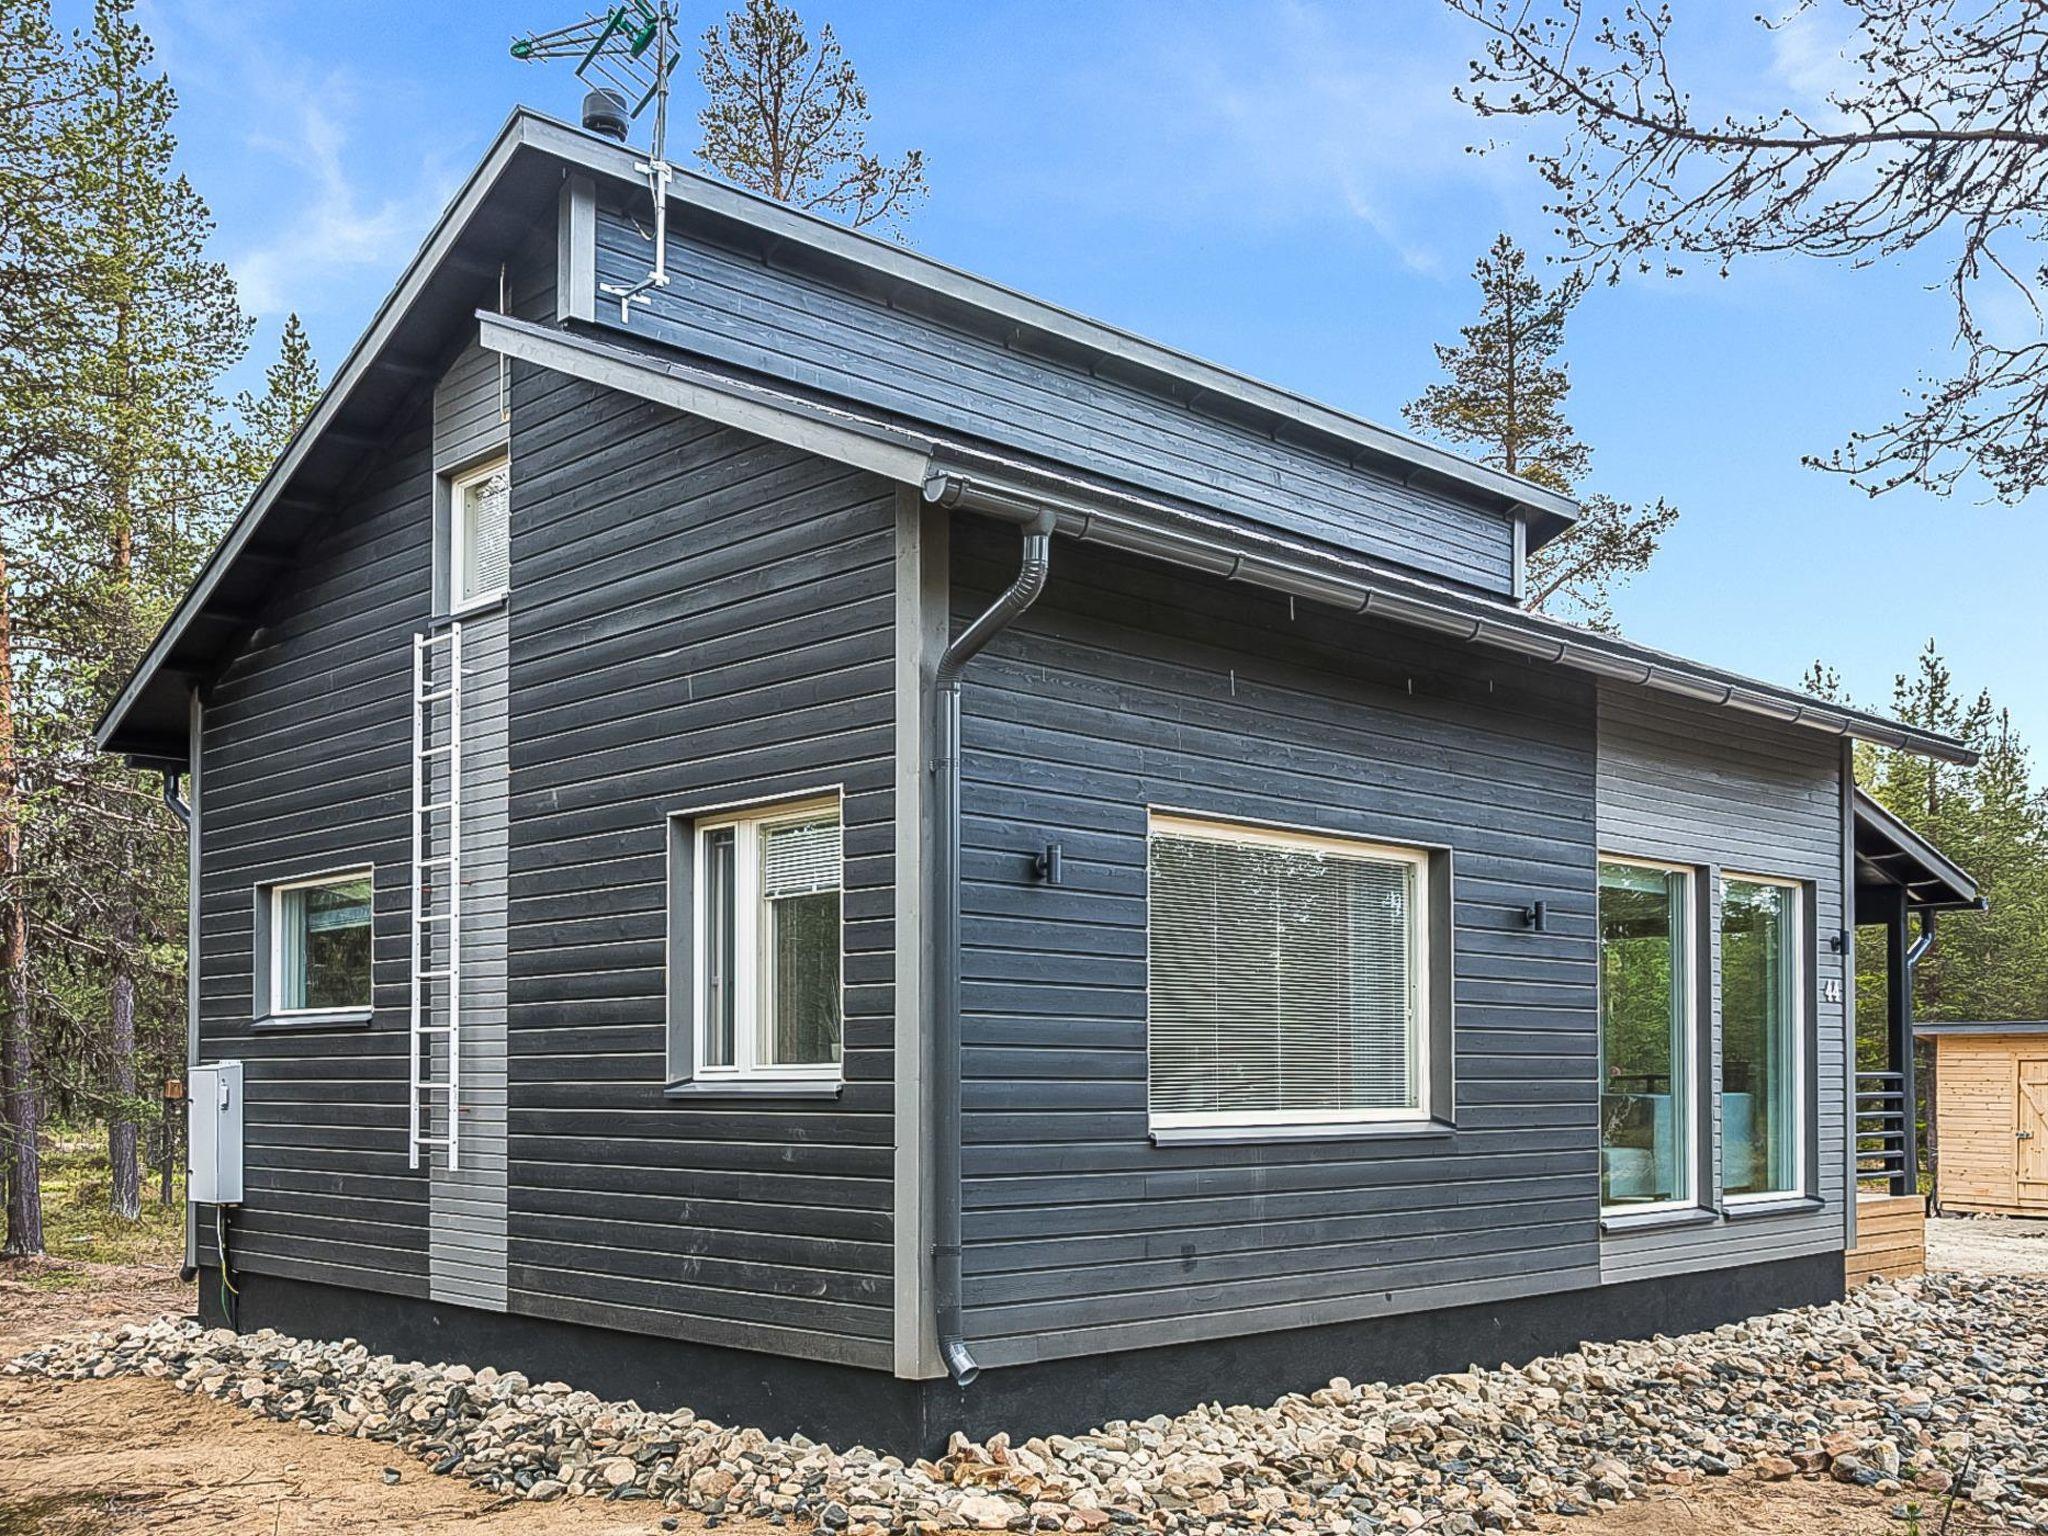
[269,868,375,1019]
[690,793,844,1087]
[448,454,509,613]
[1145,810,1434,1135]
[1596,853,1700,1218]
[1719,870,1808,1206]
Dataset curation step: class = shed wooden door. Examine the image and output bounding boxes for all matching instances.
[2020,1060,2048,1189]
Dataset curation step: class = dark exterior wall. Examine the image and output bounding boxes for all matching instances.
[590,201,1519,598]
[195,399,433,1295]
[946,520,1604,1371]
[1594,686,1850,1282]
[502,368,899,1369]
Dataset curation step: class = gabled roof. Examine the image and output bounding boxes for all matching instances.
[1853,788,1985,911]
[95,108,1976,772]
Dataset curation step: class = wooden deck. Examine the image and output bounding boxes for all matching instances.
[1847,1192,1927,1286]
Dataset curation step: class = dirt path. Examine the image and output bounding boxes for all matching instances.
[1566,1476,1992,1534]
[0,1372,688,1535]
[0,1261,755,1535]
[1927,1212,2048,1275]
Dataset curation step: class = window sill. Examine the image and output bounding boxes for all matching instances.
[1149,1118,1452,1147]
[252,1009,373,1033]
[1599,1205,1719,1235]
[663,1079,844,1102]
[1721,1194,1825,1222]
[440,593,508,623]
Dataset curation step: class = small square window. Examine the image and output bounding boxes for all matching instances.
[683,797,843,1084]
[270,872,374,1016]
[1146,813,1436,1134]
[451,457,509,608]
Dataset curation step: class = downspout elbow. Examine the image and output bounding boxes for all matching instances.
[1905,911,1937,969]
[162,769,192,829]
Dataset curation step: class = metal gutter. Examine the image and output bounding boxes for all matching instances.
[916,459,1979,767]
[926,505,1057,1387]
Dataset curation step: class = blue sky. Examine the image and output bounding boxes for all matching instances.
[126,0,2039,745]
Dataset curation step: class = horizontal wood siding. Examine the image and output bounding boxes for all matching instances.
[1595,685,1850,1282]
[949,523,1602,1369]
[503,368,898,1368]
[1934,1035,2034,1213]
[591,200,1517,597]
[1845,1192,1924,1285]
[429,345,513,1310]
[194,400,434,1297]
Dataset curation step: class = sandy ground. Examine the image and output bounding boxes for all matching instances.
[1927,1211,2048,1274]
[0,1230,2021,1536]
[0,1262,727,1536]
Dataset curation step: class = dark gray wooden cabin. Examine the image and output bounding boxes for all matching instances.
[98,108,1978,1454]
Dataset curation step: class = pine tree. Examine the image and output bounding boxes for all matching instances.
[1403,233,1676,630]
[231,313,322,494]
[0,0,78,1259]
[49,0,248,1220]
[697,0,926,233]
[1839,642,2048,1046]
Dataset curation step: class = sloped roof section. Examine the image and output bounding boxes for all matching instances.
[96,109,1976,772]
[477,315,1979,767]
[1854,788,1985,911]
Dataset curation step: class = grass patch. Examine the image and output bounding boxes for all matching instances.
[26,1129,185,1285]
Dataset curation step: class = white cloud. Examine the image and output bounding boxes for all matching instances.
[230,78,456,316]
[141,0,459,320]
[1768,2,1865,108]
[1013,3,1529,274]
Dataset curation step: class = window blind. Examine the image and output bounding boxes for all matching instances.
[462,468,510,598]
[761,815,841,898]
[1148,827,1420,1121]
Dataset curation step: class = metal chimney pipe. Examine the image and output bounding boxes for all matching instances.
[582,88,630,141]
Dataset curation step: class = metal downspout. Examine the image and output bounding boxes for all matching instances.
[161,769,192,828]
[1905,911,1937,969]
[930,506,1056,1388]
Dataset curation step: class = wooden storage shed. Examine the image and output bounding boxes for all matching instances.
[1924,1023,2048,1216]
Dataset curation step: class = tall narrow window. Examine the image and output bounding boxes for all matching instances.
[451,456,509,608]
[1722,875,1804,1200]
[1598,859,1694,1210]
[691,797,843,1082]
[1147,814,1432,1133]
[272,872,374,1015]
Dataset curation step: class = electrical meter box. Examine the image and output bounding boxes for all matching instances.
[188,1060,243,1205]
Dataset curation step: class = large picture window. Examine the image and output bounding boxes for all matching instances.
[450,456,509,609]
[1146,814,1432,1133]
[1598,859,1695,1210]
[690,796,843,1083]
[271,872,374,1016]
[1722,874,1804,1201]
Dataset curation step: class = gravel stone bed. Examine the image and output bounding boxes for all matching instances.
[9,1273,2047,1533]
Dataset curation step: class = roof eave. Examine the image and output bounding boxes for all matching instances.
[95,108,548,757]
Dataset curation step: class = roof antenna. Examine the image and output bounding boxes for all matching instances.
[512,2,680,321]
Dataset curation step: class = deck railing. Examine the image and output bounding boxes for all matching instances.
[1856,1069,1917,1197]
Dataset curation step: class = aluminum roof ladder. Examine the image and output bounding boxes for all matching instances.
[409,622,465,1171]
